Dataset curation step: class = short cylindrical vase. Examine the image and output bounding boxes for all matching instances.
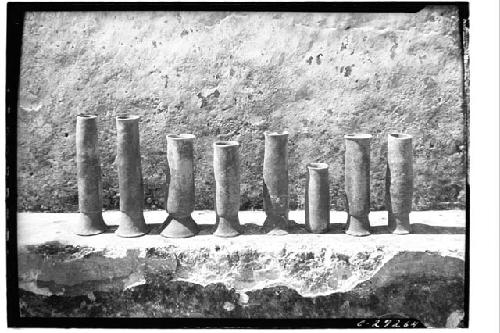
[305,163,330,233]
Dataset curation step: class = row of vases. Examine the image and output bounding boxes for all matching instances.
[76,114,413,238]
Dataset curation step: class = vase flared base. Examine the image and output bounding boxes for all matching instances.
[115,211,149,238]
[161,215,199,238]
[391,228,410,235]
[388,213,410,234]
[345,215,371,236]
[75,212,108,236]
[213,216,241,237]
[263,214,289,235]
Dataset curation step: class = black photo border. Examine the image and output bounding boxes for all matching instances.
[6,1,470,328]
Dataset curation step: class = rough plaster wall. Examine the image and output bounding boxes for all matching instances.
[17,6,466,212]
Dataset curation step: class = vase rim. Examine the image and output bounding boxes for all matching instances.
[307,162,328,170]
[344,133,372,139]
[214,140,239,147]
[77,113,97,119]
[264,130,289,137]
[389,132,413,139]
[167,133,196,140]
[116,114,140,121]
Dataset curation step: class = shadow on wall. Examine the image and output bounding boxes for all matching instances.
[97,221,465,236]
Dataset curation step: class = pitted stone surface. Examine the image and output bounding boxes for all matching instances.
[17,7,466,213]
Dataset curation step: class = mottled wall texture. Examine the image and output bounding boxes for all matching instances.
[17,6,466,212]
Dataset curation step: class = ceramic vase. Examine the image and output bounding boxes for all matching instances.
[262,131,289,235]
[75,114,108,235]
[386,133,413,234]
[115,115,149,237]
[213,141,241,237]
[161,134,199,238]
[305,162,330,233]
[344,133,372,236]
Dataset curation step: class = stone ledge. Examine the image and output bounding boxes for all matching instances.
[17,210,465,327]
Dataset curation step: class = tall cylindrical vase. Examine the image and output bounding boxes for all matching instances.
[386,133,413,234]
[305,163,330,233]
[344,134,372,236]
[161,134,199,238]
[75,114,108,235]
[213,141,241,237]
[262,131,289,235]
[115,115,149,237]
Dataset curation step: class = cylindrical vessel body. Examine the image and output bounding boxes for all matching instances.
[213,141,241,237]
[161,134,199,238]
[75,114,107,235]
[305,163,330,233]
[262,131,289,235]
[115,115,148,237]
[344,134,372,236]
[386,133,413,234]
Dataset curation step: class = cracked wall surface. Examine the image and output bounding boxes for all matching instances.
[17,6,466,212]
[19,245,465,327]
[17,211,466,327]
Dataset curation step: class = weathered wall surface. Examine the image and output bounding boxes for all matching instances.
[17,6,466,212]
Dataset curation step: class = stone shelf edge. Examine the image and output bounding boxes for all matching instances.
[17,210,465,299]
